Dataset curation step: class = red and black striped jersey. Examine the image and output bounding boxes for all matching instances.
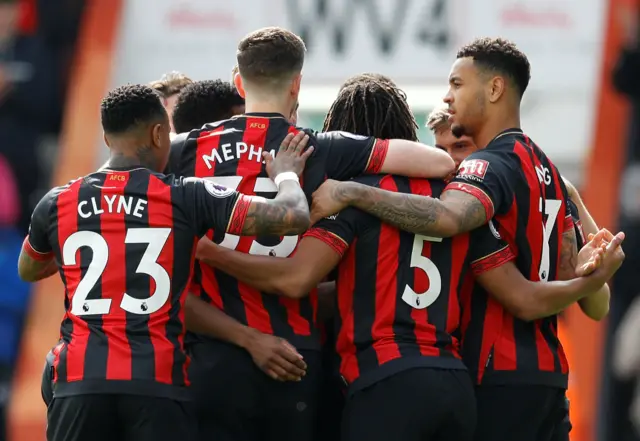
[176,112,389,350]
[303,174,514,393]
[22,167,249,400]
[448,128,573,388]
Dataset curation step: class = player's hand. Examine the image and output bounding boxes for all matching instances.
[245,331,307,382]
[264,131,314,179]
[585,230,626,283]
[310,179,349,224]
[575,229,610,276]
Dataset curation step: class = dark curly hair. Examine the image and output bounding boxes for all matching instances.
[457,37,531,98]
[172,80,244,133]
[323,75,418,141]
[339,73,396,90]
[100,84,167,134]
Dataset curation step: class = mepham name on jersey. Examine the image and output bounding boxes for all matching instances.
[202,142,276,169]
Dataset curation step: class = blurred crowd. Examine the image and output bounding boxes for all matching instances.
[0,0,85,439]
[0,1,639,441]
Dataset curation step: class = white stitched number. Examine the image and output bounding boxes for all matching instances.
[63,228,172,316]
[204,176,298,257]
[402,235,443,309]
[539,198,562,281]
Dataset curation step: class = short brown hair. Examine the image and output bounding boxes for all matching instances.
[148,72,193,98]
[426,107,451,133]
[237,27,306,86]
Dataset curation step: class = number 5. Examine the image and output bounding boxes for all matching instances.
[402,235,443,309]
[204,176,299,257]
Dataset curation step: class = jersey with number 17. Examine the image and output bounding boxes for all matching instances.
[177,112,389,350]
[22,167,250,400]
[447,128,573,388]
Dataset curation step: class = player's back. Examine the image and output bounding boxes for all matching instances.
[178,113,389,349]
[40,167,224,400]
[455,129,572,387]
[327,174,486,391]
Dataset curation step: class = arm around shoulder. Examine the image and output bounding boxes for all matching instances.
[381,139,455,178]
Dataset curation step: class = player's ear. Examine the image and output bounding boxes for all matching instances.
[290,73,302,99]
[488,76,505,104]
[151,123,163,149]
[234,73,246,98]
[103,132,111,148]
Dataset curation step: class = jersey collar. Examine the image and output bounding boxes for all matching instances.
[240,112,287,119]
[490,127,523,144]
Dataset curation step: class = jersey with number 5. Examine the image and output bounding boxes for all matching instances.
[447,128,573,389]
[23,167,249,400]
[177,113,389,350]
[303,174,514,392]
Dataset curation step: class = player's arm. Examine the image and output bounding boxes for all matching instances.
[312,151,508,237]
[323,132,455,180]
[197,236,341,299]
[186,133,312,237]
[184,293,306,381]
[196,209,359,299]
[18,189,58,282]
[564,182,611,321]
[472,227,624,321]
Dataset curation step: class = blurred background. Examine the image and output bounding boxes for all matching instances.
[0,0,638,440]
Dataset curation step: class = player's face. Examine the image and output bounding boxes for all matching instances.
[434,128,478,169]
[443,57,487,139]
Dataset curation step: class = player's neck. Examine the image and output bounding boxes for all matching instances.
[106,147,157,171]
[243,96,290,119]
[475,112,521,149]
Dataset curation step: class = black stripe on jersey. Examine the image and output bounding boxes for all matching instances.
[80,178,109,380]
[352,216,382,371]
[124,172,155,380]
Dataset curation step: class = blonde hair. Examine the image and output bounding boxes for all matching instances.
[148,71,193,98]
[426,107,451,133]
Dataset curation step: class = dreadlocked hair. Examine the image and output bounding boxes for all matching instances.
[323,77,418,141]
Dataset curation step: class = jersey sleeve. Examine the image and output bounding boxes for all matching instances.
[445,150,513,220]
[558,176,575,235]
[319,131,390,180]
[467,221,515,276]
[302,207,360,257]
[23,188,56,261]
[180,177,250,238]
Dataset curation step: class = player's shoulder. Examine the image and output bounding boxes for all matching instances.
[35,177,83,211]
[175,176,236,198]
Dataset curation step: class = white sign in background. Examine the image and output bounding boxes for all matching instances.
[107,0,607,170]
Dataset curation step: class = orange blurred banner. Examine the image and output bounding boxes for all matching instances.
[8,1,122,439]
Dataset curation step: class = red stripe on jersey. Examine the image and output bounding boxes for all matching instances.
[370,176,402,364]
[195,125,225,308]
[406,178,437,356]
[471,246,515,274]
[57,180,90,382]
[235,117,273,334]
[446,231,470,356]
[476,296,504,383]
[195,125,226,179]
[146,175,178,384]
[365,139,390,173]
[52,342,64,383]
[336,239,359,383]
[100,174,132,381]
